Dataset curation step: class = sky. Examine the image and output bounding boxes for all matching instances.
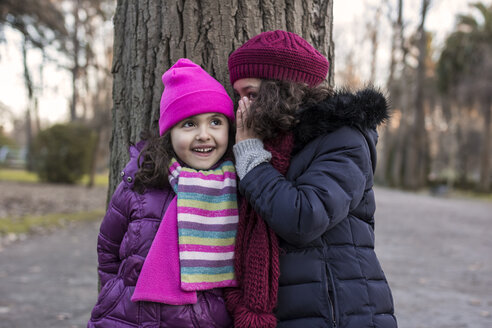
[1,0,491,133]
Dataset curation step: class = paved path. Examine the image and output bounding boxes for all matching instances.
[0,220,99,328]
[0,187,491,328]
[375,188,492,328]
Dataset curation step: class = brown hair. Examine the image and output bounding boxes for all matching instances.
[132,129,174,193]
[244,80,334,140]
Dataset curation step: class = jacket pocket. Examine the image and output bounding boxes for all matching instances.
[197,290,233,328]
[325,263,339,327]
[90,276,125,320]
[122,255,144,286]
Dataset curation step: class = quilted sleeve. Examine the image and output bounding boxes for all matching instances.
[239,127,370,247]
[96,182,133,287]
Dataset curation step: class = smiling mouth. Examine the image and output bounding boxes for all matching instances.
[193,147,214,153]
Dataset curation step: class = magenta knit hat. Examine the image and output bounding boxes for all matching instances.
[159,58,234,136]
[228,30,329,87]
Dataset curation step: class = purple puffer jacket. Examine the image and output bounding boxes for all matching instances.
[88,143,233,328]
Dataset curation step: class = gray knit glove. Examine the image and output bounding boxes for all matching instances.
[233,139,272,180]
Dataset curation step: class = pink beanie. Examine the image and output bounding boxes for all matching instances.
[228,30,329,87]
[159,58,234,136]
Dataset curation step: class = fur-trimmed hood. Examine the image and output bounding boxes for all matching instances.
[294,87,390,152]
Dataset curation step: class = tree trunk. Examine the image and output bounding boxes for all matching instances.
[87,126,101,188]
[70,0,81,122]
[22,37,34,171]
[109,0,335,199]
[387,0,402,91]
[376,0,403,185]
[479,99,492,191]
[403,0,430,190]
[455,120,467,186]
[368,5,382,84]
[388,0,407,187]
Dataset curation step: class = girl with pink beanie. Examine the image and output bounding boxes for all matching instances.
[88,58,236,327]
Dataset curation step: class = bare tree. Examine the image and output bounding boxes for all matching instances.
[108,0,335,196]
[403,0,431,190]
[377,0,407,187]
[0,0,67,47]
[65,0,114,122]
[87,45,113,188]
[366,3,384,84]
[21,37,34,170]
[1,0,67,169]
[336,51,363,88]
[386,0,402,91]
[375,0,399,185]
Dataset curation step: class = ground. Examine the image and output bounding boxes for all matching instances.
[0,181,106,219]
[0,181,106,247]
[0,183,491,327]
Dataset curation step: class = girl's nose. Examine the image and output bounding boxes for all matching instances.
[196,126,211,140]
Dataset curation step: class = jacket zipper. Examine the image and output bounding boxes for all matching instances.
[327,293,337,328]
[325,263,338,328]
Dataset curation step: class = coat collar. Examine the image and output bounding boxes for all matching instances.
[293,87,390,152]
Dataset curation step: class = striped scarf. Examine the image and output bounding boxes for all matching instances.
[132,158,238,305]
[168,158,239,290]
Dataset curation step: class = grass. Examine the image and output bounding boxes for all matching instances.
[0,168,39,183]
[448,189,492,202]
[80,172,109,187]
[0,169,108,237]
[0,168,108,187]
[0,210,105,235]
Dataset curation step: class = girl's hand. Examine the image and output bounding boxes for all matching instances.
[236,96,260,143]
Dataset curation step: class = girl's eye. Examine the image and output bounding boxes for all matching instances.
[182,121,195,128]
[248,93,258,100]
[210,119,222,126]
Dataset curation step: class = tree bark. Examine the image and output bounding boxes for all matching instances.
[109,0,335,199]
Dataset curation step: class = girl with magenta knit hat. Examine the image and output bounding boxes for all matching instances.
[225,30,397,328]
[88,58,236,327]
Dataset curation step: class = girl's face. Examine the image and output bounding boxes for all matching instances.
[170,113,229,170]
[233,78,261,101]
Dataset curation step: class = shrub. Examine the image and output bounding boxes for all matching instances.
[32,123,96,184]
[0,130,16,147]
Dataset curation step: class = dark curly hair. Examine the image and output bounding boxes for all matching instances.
[244,80,334,140]
[132,129,174,193]
[132,119,235,194]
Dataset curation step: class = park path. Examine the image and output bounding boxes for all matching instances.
[0,219,100,328]
[375,188,492,328]
[0,187,491,328]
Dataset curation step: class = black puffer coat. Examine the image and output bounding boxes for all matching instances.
[239,89,397,328]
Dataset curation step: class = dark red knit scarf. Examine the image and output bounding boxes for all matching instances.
[225,132,294,328]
